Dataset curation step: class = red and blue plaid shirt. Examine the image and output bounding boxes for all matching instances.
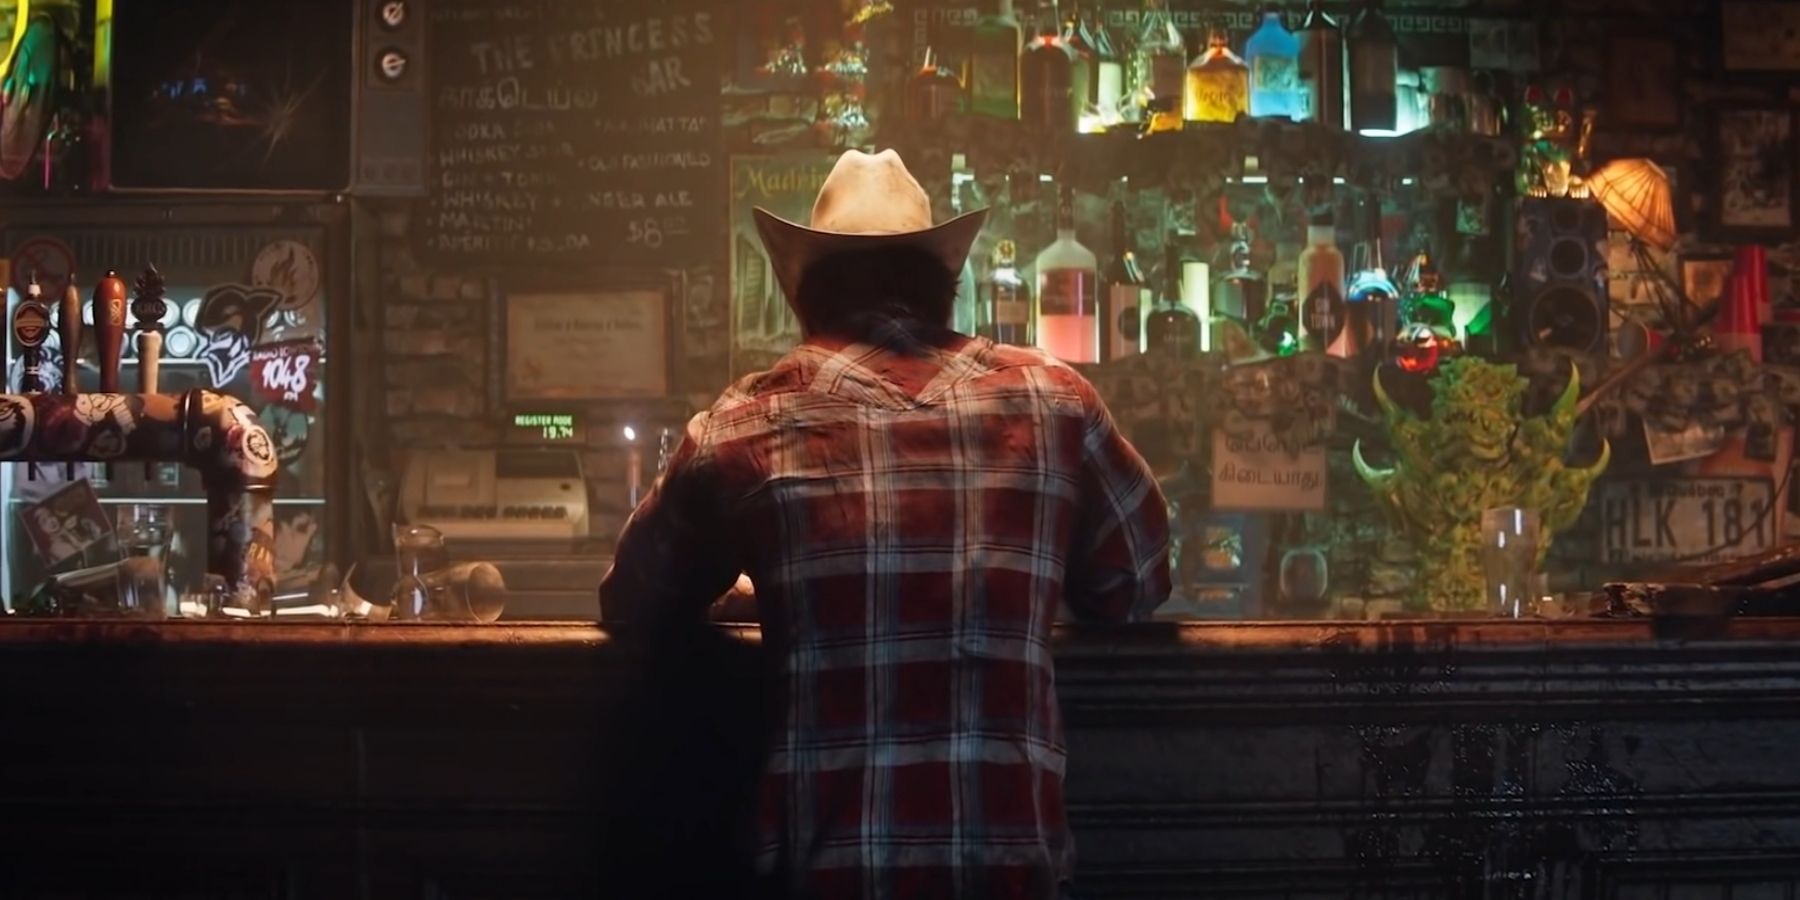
[600,318,1171,899]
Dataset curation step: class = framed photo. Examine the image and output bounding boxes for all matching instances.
[1721,1,1800,73]
[502,273,679,402]
[1709,105,1797,241]
[1606,35,1680,129]
[1681,254,1736,311]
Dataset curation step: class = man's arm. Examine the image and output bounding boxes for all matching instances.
[1064,378,1172,623]
[597,414,742,626]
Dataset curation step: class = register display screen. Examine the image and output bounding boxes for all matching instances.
[510,412,583,444]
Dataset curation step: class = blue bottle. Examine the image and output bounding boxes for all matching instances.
[1245,7,1301,120]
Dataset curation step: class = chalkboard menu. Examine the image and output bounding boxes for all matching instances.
[423,1,724,267]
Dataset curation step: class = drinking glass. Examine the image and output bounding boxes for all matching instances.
[391,524,448,617]
[117,504,172,557]
[1480,507,1542,618]
[419,562,508,623]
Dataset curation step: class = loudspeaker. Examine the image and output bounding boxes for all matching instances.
[1512,197,1609,355]
[354,0,428,196]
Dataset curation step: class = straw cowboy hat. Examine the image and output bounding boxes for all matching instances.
[752,149,988,305]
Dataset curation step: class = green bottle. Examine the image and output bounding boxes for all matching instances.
[970,0,1022,119]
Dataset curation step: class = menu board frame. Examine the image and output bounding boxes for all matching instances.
[501,271,681,402]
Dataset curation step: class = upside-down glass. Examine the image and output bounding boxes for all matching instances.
[116,504,173,617]
[391,524,449,617]
[1480,507,1542,618]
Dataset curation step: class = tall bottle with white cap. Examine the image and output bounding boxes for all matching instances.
[1035,185,1099,363]
[1297,215,1345,352]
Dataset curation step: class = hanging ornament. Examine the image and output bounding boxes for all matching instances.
[758,16,810,80]
[851,0,894,25]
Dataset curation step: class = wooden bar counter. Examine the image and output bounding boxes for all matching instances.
[4,617,1800,898]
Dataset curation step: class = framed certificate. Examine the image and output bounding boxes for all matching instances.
[503,277,675,401]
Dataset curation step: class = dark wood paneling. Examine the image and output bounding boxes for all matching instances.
[4,620,1800,898]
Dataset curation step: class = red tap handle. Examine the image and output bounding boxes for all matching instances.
[94,269,127,394]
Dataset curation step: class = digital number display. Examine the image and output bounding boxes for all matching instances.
[512,412,580,443]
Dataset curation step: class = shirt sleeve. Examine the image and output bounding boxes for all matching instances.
[597,413,743,626]
[1064,376,1173,623]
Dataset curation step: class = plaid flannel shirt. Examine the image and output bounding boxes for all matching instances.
[599,318,1171,899]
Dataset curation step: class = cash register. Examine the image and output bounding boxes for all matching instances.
[398,448,591,542]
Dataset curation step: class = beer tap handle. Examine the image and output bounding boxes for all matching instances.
[13,272,49,481]
[94,269,126,395]
[59,274,81,480]
[132,266,169,480]
[92,269,128,482]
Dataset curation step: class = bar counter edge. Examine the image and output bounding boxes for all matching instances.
[5,617,1800,898]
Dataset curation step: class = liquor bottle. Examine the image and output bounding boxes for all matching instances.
[1245,8,1301,120]
[1132,0,1187,131]
[1060,0,1097,129]
[1215,222,1267,325]
[1035,186,1100,363]
[1297,218,1346,353]
[1022,0,1083,132]
[1078,4,1125,129]
[1346,0,1398,134]
[906,48,966,122]
[980,240,1033,346]
[970,0,1023,119]
[1145,238,1200,357]
[1184,25,1249,124]
[1104,199,1149,360]
[1295,0,1344,128]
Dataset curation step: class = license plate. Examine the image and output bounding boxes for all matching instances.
[1598,478,1775,566]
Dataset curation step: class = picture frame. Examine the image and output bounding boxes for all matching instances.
[1708,105,1797,242]
[1720,1,1800,73]
[1680,254,1736,312]
[501,271,680,403]
[1605,34,1681,130]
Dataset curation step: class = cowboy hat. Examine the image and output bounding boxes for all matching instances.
[752,149,988,305]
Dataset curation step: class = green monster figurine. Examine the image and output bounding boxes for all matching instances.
[1353,358,1610,612]
[1515,82,1596,199]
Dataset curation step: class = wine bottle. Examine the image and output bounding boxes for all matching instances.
[1035,186,1100,363]
[1104,200,1149,360]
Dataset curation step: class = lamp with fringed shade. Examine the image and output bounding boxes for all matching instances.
[1588,158,1676,251]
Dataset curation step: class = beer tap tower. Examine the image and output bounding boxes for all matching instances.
[4,264,280,613]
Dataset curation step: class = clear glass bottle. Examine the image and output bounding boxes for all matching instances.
[969,0,1022,119]
[1132,0,1187,131]
[1297,220,1345,353]
[1245,8,1301,120]
[1022,0,1082,132]
[1035,186,1100,363]
[1146,238,1200,357]
[980,239,1033,346]
[1079,4,1125,129]
[1184,25,1249,124]
[1295,0,1344,128]
[1104,199,1149,360]
[1346,0,1398,134]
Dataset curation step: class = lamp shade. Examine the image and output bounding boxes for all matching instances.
[1588,159,1675,251]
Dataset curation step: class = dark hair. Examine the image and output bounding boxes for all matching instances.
[792,245,959,335]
